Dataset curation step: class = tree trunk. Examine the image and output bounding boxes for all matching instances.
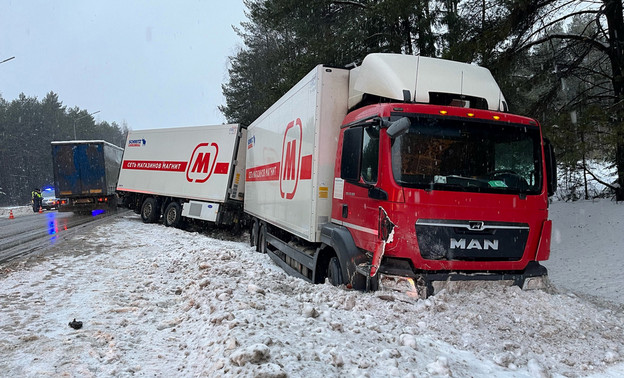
[604,0,624,200]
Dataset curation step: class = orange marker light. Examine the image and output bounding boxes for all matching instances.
[439,110,448,115]
[493,115,501,120]
[467,113,475,117]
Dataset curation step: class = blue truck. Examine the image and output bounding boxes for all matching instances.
[51,140,123,214]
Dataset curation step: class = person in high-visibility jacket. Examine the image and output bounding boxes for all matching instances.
[31,188,42,212]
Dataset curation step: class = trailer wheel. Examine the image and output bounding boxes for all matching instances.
[250,220,259,249]
[163,202,182,228]
[258,225,267,254]
[108,196,118,212]
[327,257,344,286]
[141,197,160,223]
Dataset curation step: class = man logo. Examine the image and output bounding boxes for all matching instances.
[469,221,485,231]
[450,238,499,250]
[186,142,219,183]
[280,118,302,199]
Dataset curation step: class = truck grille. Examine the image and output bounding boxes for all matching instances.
[415,219,529,261]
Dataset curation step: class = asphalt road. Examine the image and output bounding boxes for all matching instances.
[0,209,125,264]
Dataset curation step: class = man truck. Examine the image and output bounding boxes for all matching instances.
[119,53,557,297]
[52,140,123,214]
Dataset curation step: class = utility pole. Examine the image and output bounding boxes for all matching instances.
[73,111,100,140]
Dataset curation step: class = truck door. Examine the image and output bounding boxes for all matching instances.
[81,143,106,193]
[337,124,383,253]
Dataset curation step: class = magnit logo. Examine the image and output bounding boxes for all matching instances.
[128,138,146,147]
[280,118,303,200]
[186,142,219,183]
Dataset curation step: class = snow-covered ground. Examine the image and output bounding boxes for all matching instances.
[546,200,624,306]
[0,205,37,218]
[0,200,623,377]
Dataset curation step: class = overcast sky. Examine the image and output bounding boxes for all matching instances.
[0,1,247,130]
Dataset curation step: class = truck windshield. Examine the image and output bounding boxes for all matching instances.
[390,115,543,195]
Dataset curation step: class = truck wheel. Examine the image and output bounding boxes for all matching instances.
[141,198,160,223]
[250,220,259,249]
[108,196,118,212]
[327,257,344,286]
[258,225,267,254]
[163,202,182,228]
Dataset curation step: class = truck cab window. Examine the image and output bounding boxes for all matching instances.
[341,126,379,184]
[391,116,542,195]
[341,127,363,182]
[361,126,379,183]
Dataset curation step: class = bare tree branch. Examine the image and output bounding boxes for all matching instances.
[331,1,366,8]
[585,164,618,190]
[522,9,600,43]
[519,33,610,54]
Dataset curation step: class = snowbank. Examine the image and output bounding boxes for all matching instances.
[0,205,35,218]
[0,202,623,377]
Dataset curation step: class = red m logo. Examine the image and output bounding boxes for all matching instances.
[280,119,302,199]
[186,142,219,183]
[282,139,297,181]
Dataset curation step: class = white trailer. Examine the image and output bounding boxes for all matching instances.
[244,66,350,243]
[117,124,247,227]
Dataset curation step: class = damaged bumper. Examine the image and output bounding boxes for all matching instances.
[378,261,549,298]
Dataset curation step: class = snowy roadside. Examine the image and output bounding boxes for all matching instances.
[0,203,623,377]
[0,205,37,218]
[546,199,624,306]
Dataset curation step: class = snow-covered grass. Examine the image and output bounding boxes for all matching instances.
[0,205,35,218]
[0,201,623,377]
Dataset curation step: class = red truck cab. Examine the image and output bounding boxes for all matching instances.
[331,101,556,295]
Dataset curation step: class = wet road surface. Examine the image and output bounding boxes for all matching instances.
[0,209,126,264]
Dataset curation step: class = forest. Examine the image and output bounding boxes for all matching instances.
[220,0,624,201]
[2,0,623,206]
[0,92,127,206]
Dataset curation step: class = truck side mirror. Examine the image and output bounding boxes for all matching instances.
[544,138,557,196]
[386,117,411,139]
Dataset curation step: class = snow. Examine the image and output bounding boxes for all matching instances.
[1,201,624,377]
[546,200,624,305]
[1,205,35,218]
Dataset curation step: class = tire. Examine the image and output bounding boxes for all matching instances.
[327,256,344,286]
[141,197,160,223]
[108,196,118,211]
[163,202,182,228]
[258,225,267,254]
[250,220,259,249]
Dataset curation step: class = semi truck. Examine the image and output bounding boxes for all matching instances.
[116,124,247,228]
[51,140,123,214]
[118,53,556,297]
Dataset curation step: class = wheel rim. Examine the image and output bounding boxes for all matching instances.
[166,206,177,224]
[143,203,152,218]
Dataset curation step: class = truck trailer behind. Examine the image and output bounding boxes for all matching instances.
[116,124,247,228]
[51,140,123,213]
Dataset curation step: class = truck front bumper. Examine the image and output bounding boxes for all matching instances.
[377,261,549,299]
